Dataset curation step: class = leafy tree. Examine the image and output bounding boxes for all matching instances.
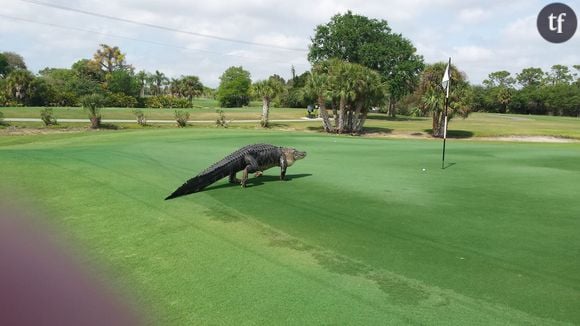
[0,53,9,78]
[483,71,515,88]
[483,71,515,113]
[72,59,104,82]
[92,44,129,73]
[106,70,140,97]
[309,11,424,116]
[216,66,251,108]
[546,64,573,85]
[1,52,27,71]
[27,77,58,106]
[516,67,545,88]
[253,77,285,127]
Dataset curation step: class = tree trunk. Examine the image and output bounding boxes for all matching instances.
[387,96,397,117]
[332,99,339,130]
[318,97,334,133]
[338,95,346,133]
[260,98,270,127]
[352,101,364,134]
[432,110,445,138]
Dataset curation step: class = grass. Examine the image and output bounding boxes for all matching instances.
[1,128,579,324]
[2,105,580,139]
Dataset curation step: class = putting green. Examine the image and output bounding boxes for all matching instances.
[1,128,579,324]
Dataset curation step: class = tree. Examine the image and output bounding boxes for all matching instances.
[135,70,148,97]
[170,76,204,104]
[106,70,140,97]
[80,94,105,128]
[149,70,168,96]
[546,64,573,85]
[308,11,424,116]
[253,77,285,127]
[1,52,27,71]
[92,44,129,73]
[414,62,471,137]
[0,53,9,78]
[483,71,515,113]
[305,72,333,132]
[483,71,515,88]
[216,66,251,108]
[516,67,545,88]
[5,69,34,103]
[306,59,386,134]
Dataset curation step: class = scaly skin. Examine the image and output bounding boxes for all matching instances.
[165,144,306,200]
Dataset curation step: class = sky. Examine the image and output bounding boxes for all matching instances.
[1,0,578,87]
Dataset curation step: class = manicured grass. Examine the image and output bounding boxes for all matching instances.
[1,128,579,324]
[2,106,580,139]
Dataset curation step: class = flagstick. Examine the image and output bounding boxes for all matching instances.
[441,96,448,169]
[441,57,451,170]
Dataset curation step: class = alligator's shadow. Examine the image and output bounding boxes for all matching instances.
[205,173,313,192]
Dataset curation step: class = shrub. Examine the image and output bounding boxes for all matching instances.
[174,110,190,127]
[215,109,229,128]
[40,107,58,126]
[0,110,5,126]
[106,93,138,108]
[133,109,147,126]
[146,95,192,109]
[80,94,105,129]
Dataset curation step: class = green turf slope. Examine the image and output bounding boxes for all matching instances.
[1,129,579,324]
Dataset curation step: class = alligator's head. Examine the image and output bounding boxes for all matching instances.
[282,148,306,166]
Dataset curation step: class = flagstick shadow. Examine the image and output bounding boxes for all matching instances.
[442,162,456,170]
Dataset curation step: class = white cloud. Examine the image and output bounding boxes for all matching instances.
[458,8,491,24]
[1,0,578,87]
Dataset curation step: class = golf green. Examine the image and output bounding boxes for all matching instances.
[1,128,578,324]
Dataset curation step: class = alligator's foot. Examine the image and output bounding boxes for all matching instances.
[254,171,263,177]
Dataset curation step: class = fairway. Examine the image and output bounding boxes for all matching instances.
[1,128,579,324]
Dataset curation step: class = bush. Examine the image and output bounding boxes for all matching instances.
[215,109,229,128]
[146,95,192,109]
[40,107,58,126]
[174,110,190,127]
[80,94,105,129]
[105,93,138,108]
[0,110,5,126]
[133,109,147,126]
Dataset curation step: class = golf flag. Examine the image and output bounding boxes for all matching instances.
[441,60,450,99]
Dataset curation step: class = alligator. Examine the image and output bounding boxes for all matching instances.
[165,144,307,200]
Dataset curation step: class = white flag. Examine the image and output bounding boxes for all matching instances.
[441,61,450,98]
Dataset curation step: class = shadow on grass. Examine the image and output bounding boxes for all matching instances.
[367,114,427,121]
[205,173,313,192]
[442,162,457,170]
[424,129,474,139]
[305,126,394,134]
[98,123,121,130]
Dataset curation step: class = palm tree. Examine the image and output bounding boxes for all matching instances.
[305,72,333,132]
[253,78,285,127]
[150,70,168,95]
[5,69,34,102]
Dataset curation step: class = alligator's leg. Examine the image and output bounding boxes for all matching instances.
[241,155,260,188]
[279,155,288,180]
[229,173,240,184]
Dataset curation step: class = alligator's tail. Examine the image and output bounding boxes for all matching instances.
[165,163,233,200]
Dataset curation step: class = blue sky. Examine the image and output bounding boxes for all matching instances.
[1,0,578,87]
